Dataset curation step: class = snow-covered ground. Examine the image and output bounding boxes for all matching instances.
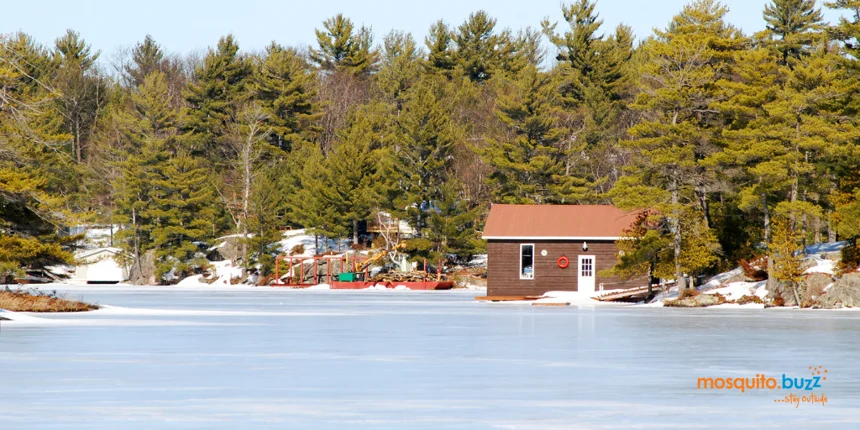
[466,254,487,267]
[805,256,836,275]
[277,229,352,258]
[645,241,849,308]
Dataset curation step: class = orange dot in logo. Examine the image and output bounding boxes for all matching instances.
[825,369,828,373]
[823,377,827,381]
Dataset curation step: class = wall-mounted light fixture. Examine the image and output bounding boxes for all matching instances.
[582,241,588,251]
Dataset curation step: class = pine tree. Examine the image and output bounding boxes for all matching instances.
[149,150,216,277]
[251,43,321,152]
[761,0,825,65]
[325,102,390,242]
[425,20,456,74]
[391,78,460,238]
[124,35,164,87]
[481,65,588,204]
[770,217,805,305]
[112,71,178,268]
[543,0,603,98]
[53,29,106,163]
[542,1,635,196]
[309,14,379,77]
[425,180,484,260]
[604,213,671,290]
[289,143,344,248]
[247,164,290,275]
[182,34,252,158]
[453,11,506,82]
[612,0,742,289]
[827,0,860,61]
[0,33,75,273]
[376,31,422,108]
[506,28,546,75]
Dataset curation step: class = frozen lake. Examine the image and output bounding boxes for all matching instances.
[2,286,859,429]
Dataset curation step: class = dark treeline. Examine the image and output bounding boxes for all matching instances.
[3,0,860,288]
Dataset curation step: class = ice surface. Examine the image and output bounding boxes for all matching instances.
[1,286,859,429]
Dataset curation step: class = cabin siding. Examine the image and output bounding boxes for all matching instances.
[486,240,647,296]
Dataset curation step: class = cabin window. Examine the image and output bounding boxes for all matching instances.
[520,244,534,280]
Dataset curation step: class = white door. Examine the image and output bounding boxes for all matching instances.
[578,255,596,294]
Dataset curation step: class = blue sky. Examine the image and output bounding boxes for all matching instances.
[1,0,847,59]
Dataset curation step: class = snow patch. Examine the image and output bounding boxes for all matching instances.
[705,281,768,301]
[176,274,206,286]
[467,254,487,267]
[701,268,743,289]
[804,258,835,275]
[277,229,351,258]
[210,260,243,285]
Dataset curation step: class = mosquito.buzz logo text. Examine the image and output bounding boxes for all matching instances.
[697,366,829,408]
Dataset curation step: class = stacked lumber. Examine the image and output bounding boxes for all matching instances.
[368,271,447,283]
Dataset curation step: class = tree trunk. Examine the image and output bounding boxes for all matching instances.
[132,207,141,268]
[353,219,359,245]
[762,193,777,292]
[827,214,837,243]
[75,117,82,163]
[813,215,821,244]
[790,121,800,227]
[671,185,685,290]
[791,282,802,308]
[241,150,251,267]
[697,186,710,228]
[800,190,808,249]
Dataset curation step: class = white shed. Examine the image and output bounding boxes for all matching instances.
[73,248,129,284]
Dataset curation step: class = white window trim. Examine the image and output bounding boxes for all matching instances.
[578,255,596,278]
[520,243,535,280]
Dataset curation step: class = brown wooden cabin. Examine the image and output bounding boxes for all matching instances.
[482,204,648,297]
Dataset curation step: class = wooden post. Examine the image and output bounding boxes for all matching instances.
[437,257,441,281]
[300,259,305,285]
[275,257,280,285]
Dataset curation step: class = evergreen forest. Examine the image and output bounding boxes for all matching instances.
[3,0,860,287]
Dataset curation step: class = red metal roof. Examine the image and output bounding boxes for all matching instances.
[482,204,640,240]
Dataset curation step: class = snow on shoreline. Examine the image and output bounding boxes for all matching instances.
[277,228,351,258]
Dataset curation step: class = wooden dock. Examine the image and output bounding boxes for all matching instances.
[593,284,668,302]
[475,296,543,302]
